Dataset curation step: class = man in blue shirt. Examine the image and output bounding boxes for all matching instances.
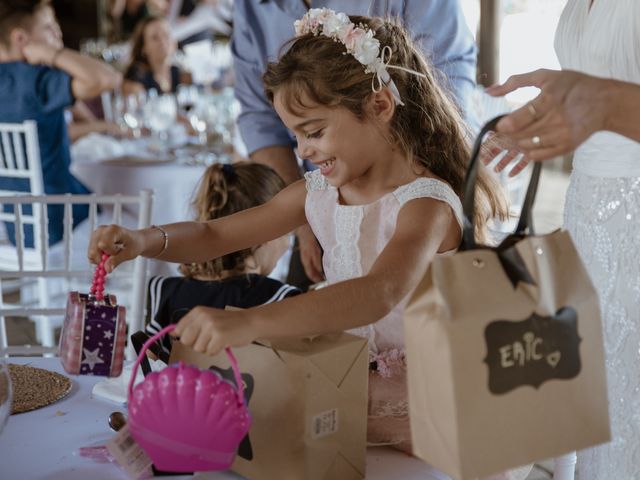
[232,0,477,286]
[0,0,122,246]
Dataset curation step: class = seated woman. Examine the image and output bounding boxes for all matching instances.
[123,15,190,96]
[108,0,168,41]
[144,162,299,354]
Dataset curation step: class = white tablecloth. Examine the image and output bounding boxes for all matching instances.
[0,358,451,480]
[71,141,206,226]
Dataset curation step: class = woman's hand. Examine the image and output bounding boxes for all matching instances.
[172,307,258,356]
[486,69,608,161]
[87,224,145,273]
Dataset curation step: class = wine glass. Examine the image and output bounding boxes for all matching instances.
[0,359,12,434]
[176,84,200,118]
[123,93,145,138]
[143,94,177,152]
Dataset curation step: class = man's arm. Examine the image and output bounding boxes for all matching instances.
[402,0,478,126]
[23,43,122,100]
[231,0,297,177]
[250,146,300,186]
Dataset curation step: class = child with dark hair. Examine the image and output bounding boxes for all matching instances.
[144,162,299,354]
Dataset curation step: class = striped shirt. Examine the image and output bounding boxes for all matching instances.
[144,274,300,353]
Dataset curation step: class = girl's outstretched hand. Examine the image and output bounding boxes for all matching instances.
[87,224,144,273]
[172,307,258,356]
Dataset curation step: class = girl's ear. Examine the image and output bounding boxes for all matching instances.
[369,87,396,124]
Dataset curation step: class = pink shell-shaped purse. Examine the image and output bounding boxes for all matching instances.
[127,325,251,472]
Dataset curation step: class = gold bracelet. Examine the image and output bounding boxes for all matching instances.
[150,225,168,258]
[51,47,64,67]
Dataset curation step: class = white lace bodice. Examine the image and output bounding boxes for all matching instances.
[554,0,640,177]
[304,169,463,352]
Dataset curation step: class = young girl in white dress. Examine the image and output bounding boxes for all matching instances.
[89,9,506,459]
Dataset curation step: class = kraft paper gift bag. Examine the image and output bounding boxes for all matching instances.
[404,116,611,480]
[170,332,368,480]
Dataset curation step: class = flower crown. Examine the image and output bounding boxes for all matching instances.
[294,8,409,105]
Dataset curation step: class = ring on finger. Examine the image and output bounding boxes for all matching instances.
[531,135,542,146]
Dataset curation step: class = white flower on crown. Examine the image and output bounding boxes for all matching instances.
[294,8,382,75]
[352,29,380,69]
[293,8,412,106]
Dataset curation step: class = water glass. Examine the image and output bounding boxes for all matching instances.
[144,94,177,151]
[123,93,146,138]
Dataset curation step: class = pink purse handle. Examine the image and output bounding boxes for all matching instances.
[128,324,246,407]
[90,252,109,302]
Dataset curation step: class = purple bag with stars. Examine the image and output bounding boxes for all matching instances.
[59,254,127,377]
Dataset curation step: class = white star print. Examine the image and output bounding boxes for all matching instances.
[81,348,104,370]
[103,330,113,340]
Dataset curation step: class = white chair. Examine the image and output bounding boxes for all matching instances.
[0,190,152,358]
[0,120,44,335]
[0,120,43,195]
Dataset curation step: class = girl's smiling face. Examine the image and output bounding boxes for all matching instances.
[273,89,395,190]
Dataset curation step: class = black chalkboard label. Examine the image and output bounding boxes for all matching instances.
[484,307,581,395]
[209,365,255,460]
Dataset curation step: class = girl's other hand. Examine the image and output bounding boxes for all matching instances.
[172,307,257,356]
[87,224,143,273]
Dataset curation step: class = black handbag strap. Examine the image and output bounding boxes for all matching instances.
[461,115,543,251]
[130,330,170,376]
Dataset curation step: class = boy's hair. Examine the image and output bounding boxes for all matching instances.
[128,15,165,71]
[263,16,508,243]
[0,0,49,47]
[180,162,286,279]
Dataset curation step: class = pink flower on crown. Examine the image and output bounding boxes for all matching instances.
[339,24,364,51]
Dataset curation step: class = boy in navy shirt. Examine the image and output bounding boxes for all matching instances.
[0,0,121,245]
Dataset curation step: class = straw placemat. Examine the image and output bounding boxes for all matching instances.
[8,364,72,414]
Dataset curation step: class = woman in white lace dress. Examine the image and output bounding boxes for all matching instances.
[487,1,640,477]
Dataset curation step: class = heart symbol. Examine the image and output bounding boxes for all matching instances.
[547,351,561,368]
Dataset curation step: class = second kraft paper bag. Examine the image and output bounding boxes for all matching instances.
[404,116,610,479]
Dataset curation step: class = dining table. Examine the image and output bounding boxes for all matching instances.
[70,135,209,228]
[0,357,451,480]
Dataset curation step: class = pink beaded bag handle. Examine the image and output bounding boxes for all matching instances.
[90,252,110,302]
